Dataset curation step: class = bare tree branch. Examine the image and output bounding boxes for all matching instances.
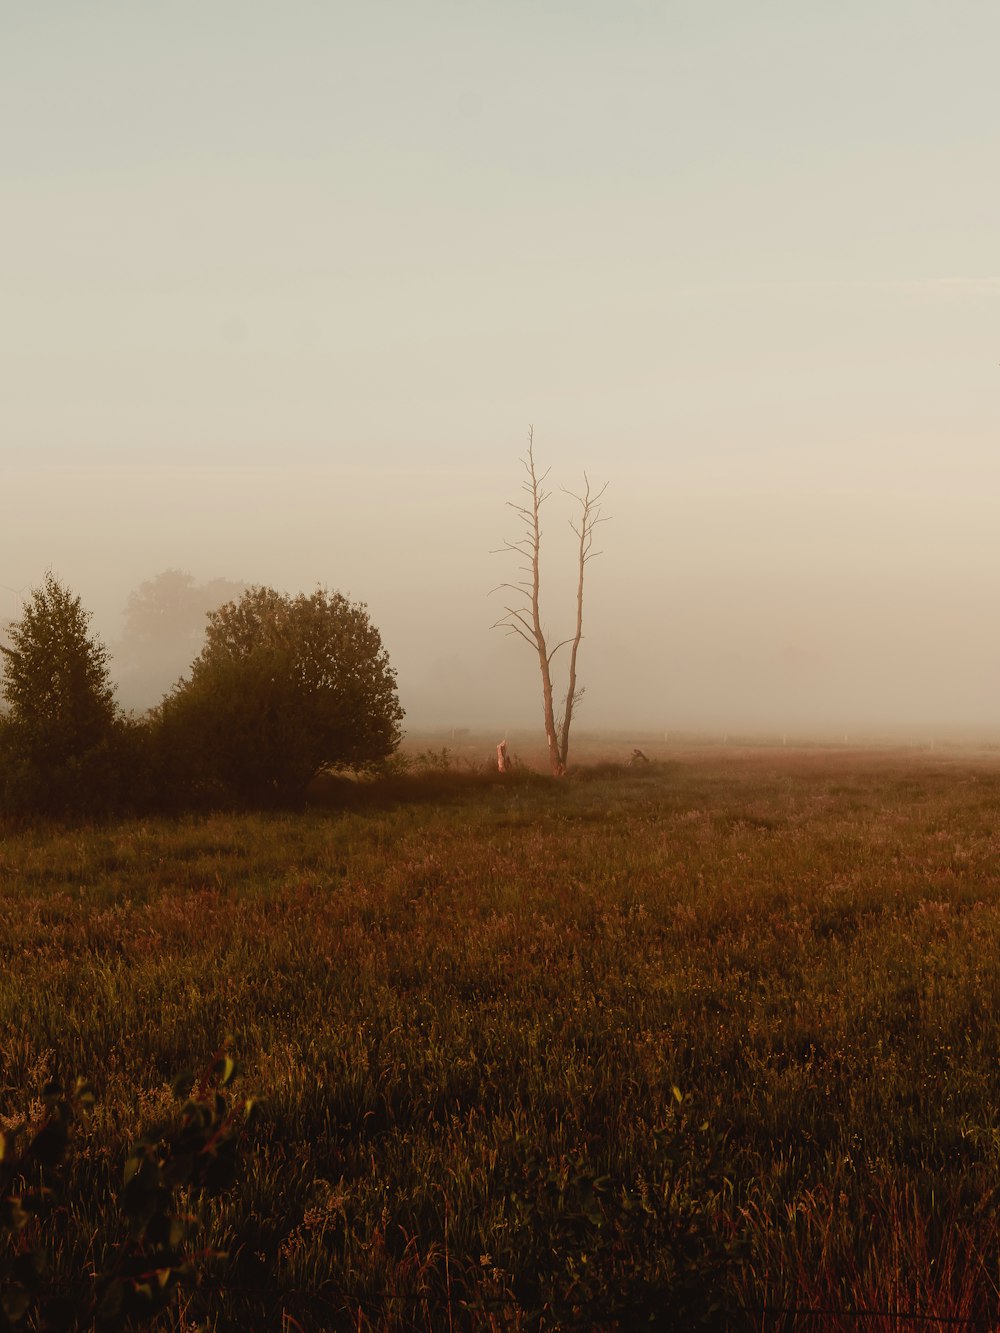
[546,637,575,664]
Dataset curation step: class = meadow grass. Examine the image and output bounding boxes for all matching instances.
[3,748,1000,1329]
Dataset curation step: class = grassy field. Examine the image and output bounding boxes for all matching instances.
[3,747,1000,1329]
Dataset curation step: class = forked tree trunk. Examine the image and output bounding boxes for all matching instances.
[493,430,607,777]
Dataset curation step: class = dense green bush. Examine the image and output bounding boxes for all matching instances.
[156,585,404,806]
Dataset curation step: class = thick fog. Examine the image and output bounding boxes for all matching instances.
[4,5,999,742]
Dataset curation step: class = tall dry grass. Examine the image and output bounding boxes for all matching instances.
[3,749,1000,1328]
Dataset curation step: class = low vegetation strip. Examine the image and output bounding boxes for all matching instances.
[3,751,1000,1329]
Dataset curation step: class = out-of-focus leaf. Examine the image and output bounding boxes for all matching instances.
[73,1079,97,1110]
[170,1069,194,1099]
[214,1053,238,1087]
[1,1286,33,1322]
[97,1279,124,1321]
[1,1194,30,1231]
[29,1118,67,1167]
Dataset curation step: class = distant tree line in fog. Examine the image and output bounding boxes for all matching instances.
[0,572,404,816]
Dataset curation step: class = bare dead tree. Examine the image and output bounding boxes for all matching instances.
[492,428,608,776]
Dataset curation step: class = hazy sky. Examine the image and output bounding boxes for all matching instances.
[4,2,999,736]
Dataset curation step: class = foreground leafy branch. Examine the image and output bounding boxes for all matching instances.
[1,1050,258,1331]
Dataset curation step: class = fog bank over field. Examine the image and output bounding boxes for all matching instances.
[3,4,998,742]
[5,460,1000,743]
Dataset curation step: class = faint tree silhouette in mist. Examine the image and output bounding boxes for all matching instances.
[116,570,246,710]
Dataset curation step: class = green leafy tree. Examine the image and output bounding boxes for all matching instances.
[158,585,404,805]
[0,574,130,814]
[0,575,116,757]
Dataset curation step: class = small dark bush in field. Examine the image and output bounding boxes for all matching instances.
[412,747,453,772]
[1,1050,257,1330]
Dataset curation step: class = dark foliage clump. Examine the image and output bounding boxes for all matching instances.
[0,1051,257,1331]
[156,585,404,807]
[0,575,144,817]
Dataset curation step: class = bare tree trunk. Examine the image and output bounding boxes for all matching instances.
[493,430,607,777]
[556,474,604,770]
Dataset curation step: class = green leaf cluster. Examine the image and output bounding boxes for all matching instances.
[1,1078,94,1331]
[1,1052,255,1331]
